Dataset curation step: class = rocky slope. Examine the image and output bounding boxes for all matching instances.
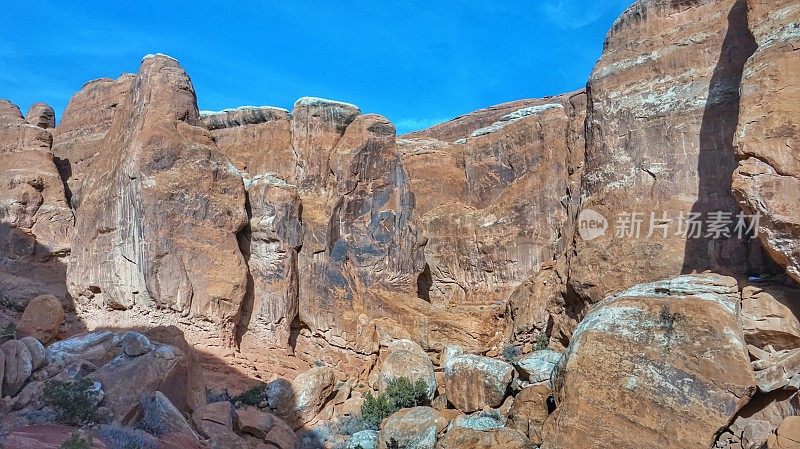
[1,0,799,448]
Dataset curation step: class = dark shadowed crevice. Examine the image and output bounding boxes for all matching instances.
[682,0,758,274]
[416,263,433,302]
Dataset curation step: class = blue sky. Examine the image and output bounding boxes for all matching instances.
[1,1,631,134]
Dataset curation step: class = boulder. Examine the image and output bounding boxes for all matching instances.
[436,427,532,449]
[726,390,800,449]
[768,416,800,449]
[508,383,551,445]
[263,413,298,449]
[732,0,800,284]
[16,294,64,344]
[377,406,446,449]
[2,339,33,396]
[754,348,800,393]
[542,274,756,449]
[570,0,763,302]
[89,341,188,422]
[447,411,504,431]
[289,366,335,425]
[345,429,378,449]
[192,401,234,440]
[140,391,199,440]
[46,330,123,368]
[2,425,107,449]
[66,54,248,345]
[25,102,55,129]
[19,336,46,371]
[121,332,152,357]
[514,349,561,384]
[236,407,277,439]
[741,284,800,351]
[443,346,514,412]
[378,340,436,400]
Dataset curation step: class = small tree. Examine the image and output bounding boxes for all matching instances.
[44,378,106,426]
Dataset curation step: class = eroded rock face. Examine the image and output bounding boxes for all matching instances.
[570,0,762,303]
[25,103,55,129]
[67,55,248,344]
[740,284,800,351]
[399,91,587,351]
[240,175,302,347]
[50,74,134,208]
[732,0,800,284]
[543,274,756,449]
[0,99,72,307]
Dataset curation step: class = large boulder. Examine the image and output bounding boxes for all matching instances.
[2,425,107,449]
[570,0,764,302]
[377,340,436,400]
[67,54,248,345]
[514,349,561,384]
[741,284,800,351]
[377,406,446,449]
[732,0,800,284]
[19,336,46,371]
[192,401,235,440]
[542,274,756,449]
[436,427,532,449]
[508,383,552,446]
[2,338,33,396]
[443,346,514,413]
[16,294,64,344]
[768,416,800,449]
[267,366,335,426]
[89,340,189,422]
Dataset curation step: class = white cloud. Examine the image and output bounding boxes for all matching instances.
[541,0,633,29]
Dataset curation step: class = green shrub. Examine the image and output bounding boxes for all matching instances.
[534,331,549,351]
[98,425,158,449]
[361,391,396,430]
[384,377,428,409]
[60,432,91,449]
[231,383,266,407]
[44,378,106,426]
[361,377,430,429]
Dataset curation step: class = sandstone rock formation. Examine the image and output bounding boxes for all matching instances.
[732,0,800,284]
[67,55,248,344]
[570,0,764,302]
[25,103,56,129]
[543,274,756,449]
[0,99,72,306]
[50,74,133,208]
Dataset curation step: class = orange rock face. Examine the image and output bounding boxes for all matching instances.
[732,0,800,284]
[0,99,72,307]
[570,0,765,303]
[67,55,248,343]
